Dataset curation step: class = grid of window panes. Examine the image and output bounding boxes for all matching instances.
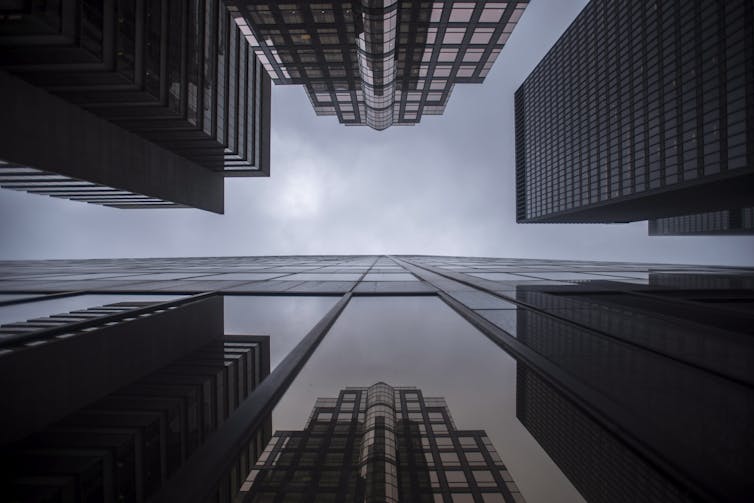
[240,388,367,500]
[2,255,754,502]
[240,385,524,502]
[516,364,689,503]
[512,284,753,380]
[515,0,754,222]
[512,294,754,503]
[228,1,528,128]
[0,0,269,175]
[3,254,749,293]
[648,207,754,235]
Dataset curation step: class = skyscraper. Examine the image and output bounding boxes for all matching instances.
[515,0,754,229]
[240,382,525,502]
[227,1,529,130]
[1,255,752,502]
[513,278,754,502]
[0,294,271,501]
[0,0,271,212]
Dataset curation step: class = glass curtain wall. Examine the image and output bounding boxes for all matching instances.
[1,255,752,502]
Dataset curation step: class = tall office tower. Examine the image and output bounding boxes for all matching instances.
[1,255,753,502]
[240,382,524,502]
[515,0,754,230]
[227,1,529,130]
[0,0,271,212]
[648,207,754,235]
[513,277,754,503]
[0,294,271,502]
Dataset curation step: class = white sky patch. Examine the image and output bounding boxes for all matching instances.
[278,161,323,219]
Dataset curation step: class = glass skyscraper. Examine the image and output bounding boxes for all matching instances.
[1,255,752,502]
[227,1,529,129]
[0,0,271,212]
[515,0,754,231]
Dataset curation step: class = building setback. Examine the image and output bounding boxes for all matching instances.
[227,1,528,130]
[515,0,754,227]
[240,382,525,502]
[0,0,271,212]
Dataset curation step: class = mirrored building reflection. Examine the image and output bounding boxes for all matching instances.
[227,1,529,129]
[513,279,754,502]
[0,294,271,502]
[1,255,752,502]
[241,382,524,502]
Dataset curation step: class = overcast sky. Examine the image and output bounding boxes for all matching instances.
[1,0,752,266]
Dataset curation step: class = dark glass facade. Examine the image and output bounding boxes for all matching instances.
[227,1,528,130]
[1,255,752,502]
[513,279,753,502]
[5,334,270,501]
[0,0,271,211]
[0,294,271,502]
[515,0,754,226]
[241,382,524,502]
[649,207,754,235]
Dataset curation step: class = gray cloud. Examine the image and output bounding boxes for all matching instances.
[1,0,753,266]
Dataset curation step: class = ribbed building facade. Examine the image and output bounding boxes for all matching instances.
[515,0,754,226]
[0,0,271,212]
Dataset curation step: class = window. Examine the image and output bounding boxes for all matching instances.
[471,28,495,45]
[438,48,459,62]
[480,4,506,22]
[473,470,497,487]
[443,27,466,44]
[445,470,469,487]
[450,3,475,22]
[440,452,460,466]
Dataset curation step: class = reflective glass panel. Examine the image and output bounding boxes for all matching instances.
[224,295,339,370]
[274,296,583,502]
[361,273,418,281]
[0,294,183,326]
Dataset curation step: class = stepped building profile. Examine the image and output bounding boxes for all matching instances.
[227,1,529,129]
[240,382,525,502]
[0,0,271,212]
